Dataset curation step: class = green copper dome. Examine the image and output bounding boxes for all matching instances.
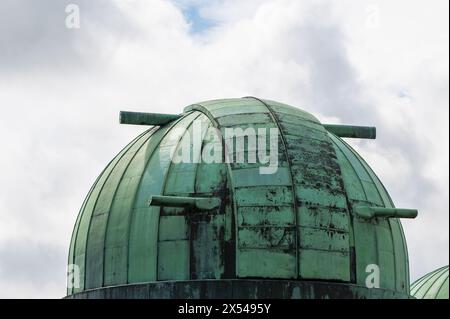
[411,266,449,299]
[67,97,414,298]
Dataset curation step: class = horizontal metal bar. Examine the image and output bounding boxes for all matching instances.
[323,124,376,139]
[120,111,181,126]
[354,206,418,219]
[148,195,221,210]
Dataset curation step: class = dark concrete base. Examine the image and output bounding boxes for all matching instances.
[65,279,412,299]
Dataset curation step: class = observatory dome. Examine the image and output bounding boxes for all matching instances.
[411,265,449,299]
[67,97,416,299]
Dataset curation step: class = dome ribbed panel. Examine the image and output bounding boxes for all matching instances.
[69,130,150,294]
[411,265,449,299]
[126,112,200,283]
[264,99,352,282]
[103,125,161,286]
[329,134,409,293]
[84,129,154,289]
[189,99,298,279]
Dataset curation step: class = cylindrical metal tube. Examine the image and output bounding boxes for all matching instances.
[354,206,418,219]
[120,111,181,126]
[148,195,221,210]
[323,124,376,139]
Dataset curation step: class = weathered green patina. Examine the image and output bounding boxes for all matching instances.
[67,98,416,298]
[411,265,449,299]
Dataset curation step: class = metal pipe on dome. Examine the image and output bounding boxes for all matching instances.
[354,206,418,219]
[323,124,376,139]
[148,195,221,210]
[120,111,181,126]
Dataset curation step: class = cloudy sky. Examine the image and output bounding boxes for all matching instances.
[0,0,448,298]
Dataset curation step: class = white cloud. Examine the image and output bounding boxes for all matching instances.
[0,0,447,298]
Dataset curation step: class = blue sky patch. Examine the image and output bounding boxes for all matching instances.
[173,1,215,34]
